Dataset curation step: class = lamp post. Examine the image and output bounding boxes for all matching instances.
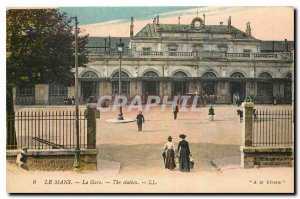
[72,16,80,168]
[116,38,124,120]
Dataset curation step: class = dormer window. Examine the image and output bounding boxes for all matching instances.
[167,44,178,51]
[218,44,228,52]
[193,44,203,51]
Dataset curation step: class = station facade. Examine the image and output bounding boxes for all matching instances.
[14,15,294,105]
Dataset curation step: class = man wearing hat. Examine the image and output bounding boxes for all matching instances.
[162,136,176,170]
[177,134,192,172]
[136,111,145,132]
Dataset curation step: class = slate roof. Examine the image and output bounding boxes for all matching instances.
[87,37,130,48]
[260,41,294,52]
[135,23,255,39]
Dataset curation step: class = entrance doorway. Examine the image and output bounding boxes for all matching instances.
[202,72,217,95]
[143,81,159,96]
[143,71,160,96]
[80,71,99,103]
[172,81,188,96]
[81,81,98,103]
[230,72,246,102]
[202,82,215,95]
[284,73,292,104]
[172,71,189,97]
[230,82,246,102]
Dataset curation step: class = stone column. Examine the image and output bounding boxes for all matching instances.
[241,102,254,168]
[242,102,254,146]
[35,84,49,105]
[68,86,74,98]
[86,103,97,149]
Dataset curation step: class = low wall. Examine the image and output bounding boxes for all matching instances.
[7,149,98,171]
[240,146,294,168]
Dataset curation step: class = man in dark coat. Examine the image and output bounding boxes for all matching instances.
[136,111,145,132]
[172,104,179,120]
[208,105,215,121]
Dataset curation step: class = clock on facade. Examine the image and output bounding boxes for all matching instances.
[194,20,201,28]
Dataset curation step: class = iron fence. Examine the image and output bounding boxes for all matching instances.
[253,109,293,147]
[7,110,87,150]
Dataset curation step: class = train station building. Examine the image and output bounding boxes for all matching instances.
[14,15,294,105]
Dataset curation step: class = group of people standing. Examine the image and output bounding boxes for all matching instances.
[232,93,241,107]
[162,134,193,172]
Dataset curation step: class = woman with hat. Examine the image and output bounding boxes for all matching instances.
[177,134,191,172]
[162,136,176,170]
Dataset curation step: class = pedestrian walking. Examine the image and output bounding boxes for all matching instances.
[208,105,215,121]
[136,111,145,132]
[162,136,176,170]
[177,134,191,172]
[172,103,179,120]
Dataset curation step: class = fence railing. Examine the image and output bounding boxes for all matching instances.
[253,109,293,147]
[6,111,87,150]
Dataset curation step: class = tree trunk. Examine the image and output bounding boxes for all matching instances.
[6,84,17,149]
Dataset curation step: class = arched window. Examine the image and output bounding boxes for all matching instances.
[259,72,272,78]
[112,71,130,94]
[82,71,98,78]
[202,72,217,78]
[173,71,188,77]
[143,71,159,77]
[112,71,129,78]
[230,72,245,78]
[286,73,292,79]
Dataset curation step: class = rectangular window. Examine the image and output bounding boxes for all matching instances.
[142,48,151,55]
[49,84,67,96]
[17,86,35,96]
[257,83,273,96]
[112,82,130,94]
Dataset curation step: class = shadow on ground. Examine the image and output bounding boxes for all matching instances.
[97,143,240,173]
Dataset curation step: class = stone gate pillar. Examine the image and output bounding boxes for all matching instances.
[241,102,254,168]
[86,103,97,149]
[242,102,254,146]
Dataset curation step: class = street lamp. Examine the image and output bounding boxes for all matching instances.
[72,16,80,169]
[116,38,124,120]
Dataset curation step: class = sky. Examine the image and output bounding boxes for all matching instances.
[54,7,293,41]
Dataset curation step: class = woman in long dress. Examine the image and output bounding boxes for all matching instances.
[162,136,176,170]
[177,134,191,172]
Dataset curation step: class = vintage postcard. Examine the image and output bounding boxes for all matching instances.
[6,6,294,193]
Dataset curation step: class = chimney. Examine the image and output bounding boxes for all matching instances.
[227,16,232,32]
[130,17,134,38]
[203,14,206,26]
[285,39,288,52]
[178,16,180,24]
[156,15,160,32]
[246,22,251,36]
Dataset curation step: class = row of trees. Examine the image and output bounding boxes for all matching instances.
[6,9,89,148]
